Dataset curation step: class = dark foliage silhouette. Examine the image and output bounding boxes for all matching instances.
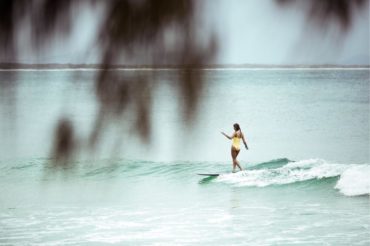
[0,0,367,167]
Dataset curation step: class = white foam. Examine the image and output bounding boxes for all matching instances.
[217,159,347,187]
[335,165,370,196]
[217,159,370,197]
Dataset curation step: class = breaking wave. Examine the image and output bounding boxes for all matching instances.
[217,159,370,197]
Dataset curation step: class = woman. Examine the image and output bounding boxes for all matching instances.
[221,123,248,172]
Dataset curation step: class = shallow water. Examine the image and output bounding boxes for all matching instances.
[0,68,369,245]
[0,158,369,245]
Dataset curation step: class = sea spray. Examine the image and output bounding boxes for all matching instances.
[335,165,370,196]
[217,159,370,196]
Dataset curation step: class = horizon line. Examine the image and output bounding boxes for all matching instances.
[0,62,369,69]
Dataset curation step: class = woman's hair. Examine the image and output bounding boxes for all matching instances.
[233,123,241,131]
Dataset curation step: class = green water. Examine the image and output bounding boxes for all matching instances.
[0,69,369,245]
[0,158,369,245]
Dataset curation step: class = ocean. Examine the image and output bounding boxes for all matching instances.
[0,68,369,245]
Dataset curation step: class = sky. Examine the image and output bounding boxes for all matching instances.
[14,0,370,65]
[211,0,369,65]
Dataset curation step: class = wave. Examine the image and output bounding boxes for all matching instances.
[1,158,369,197]
[248,158,292,170]
[216,159,370,197]
[335,165,370,196]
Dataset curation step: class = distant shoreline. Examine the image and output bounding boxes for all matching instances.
[0,63,369,70]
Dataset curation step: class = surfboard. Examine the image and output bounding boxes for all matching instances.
[197,173,220,177]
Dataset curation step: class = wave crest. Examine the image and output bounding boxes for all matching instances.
[335,165,370,196]
[217,159,370,197]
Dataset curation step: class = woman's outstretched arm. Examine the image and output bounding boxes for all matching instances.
[221,131,233,140]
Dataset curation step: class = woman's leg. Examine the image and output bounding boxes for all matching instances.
[234,149,243,171]
[231,148,236,171]
[231,147,240,172]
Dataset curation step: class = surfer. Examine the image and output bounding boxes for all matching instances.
[221,123,248,172]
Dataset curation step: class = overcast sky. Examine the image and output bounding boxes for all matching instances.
[15,0,370,65]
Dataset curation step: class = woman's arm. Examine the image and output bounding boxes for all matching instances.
[221,132,233,140]
[241,132,249,150]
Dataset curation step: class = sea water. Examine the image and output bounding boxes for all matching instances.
[0,68,369,245]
